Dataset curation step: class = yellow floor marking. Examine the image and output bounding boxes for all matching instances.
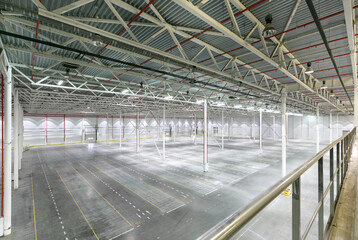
[91,162,183,204]
[71,167,133,226]
[56,170,99,240]
[89,163,164,213]
[31,170,37,240]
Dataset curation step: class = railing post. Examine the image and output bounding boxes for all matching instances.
[336,142,340,199]
[292,177,301,240]
[329,148,334,226]
[318,157,324,240]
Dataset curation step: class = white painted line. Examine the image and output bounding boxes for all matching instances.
[108,228,134,240]
[204,189,217,196]
[166,204,185,214]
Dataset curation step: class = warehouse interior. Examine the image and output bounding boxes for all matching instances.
[0,0,357,239]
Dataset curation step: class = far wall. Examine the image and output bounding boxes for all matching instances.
[22,113,354,147]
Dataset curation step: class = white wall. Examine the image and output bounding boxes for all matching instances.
[22,112,354,147]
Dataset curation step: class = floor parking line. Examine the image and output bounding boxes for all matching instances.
[71,166,133,226]
[89,163,165,213]
[95,162,184,204]
[56,169,99,240]
[31,170,37,240]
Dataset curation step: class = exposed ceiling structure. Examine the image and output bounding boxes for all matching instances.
[0,0,356,115]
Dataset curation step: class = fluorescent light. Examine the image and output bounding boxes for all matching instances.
[287,112,303,116]
[234,105,242,109]
[196,100,204,105]
[57,80,64,86]
[164,95,173,100]
[215,102,225,106]
[122,89,129,94]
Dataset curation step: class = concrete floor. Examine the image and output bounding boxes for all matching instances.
[328,141,358,240]
[5,136,334,240]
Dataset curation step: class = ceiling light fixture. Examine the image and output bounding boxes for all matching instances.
[164,95,173,100]
[320,80,327,89]
[262,14,277,38]
[330,90,335,97]
[305,62,314,74]
[57,80,64,86]
[92,33,104,47]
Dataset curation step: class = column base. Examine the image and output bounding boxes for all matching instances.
[203,163,208,172]
[4,228,11,236]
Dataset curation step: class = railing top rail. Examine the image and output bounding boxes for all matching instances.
[199,127,355,240]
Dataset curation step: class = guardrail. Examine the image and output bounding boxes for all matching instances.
[199,127,356,240]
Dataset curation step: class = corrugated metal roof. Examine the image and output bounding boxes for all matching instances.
[0,0,354,114]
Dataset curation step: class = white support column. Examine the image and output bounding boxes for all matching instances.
[14,89,19,189]
[203,100,208,172]
[106,114,109,144]
[253,114,256,141]
[119,112,122,148]
[194,114,197,145]
[4,66,12,235]
[173,112,176,142]
[136,112,139,153]
[273,116,275,140]
[281,88,287,177]
[329,111,332,143]
[336,114,339,138]
[19,105,23,169]
[259,109,262,151]
[316,106,320,153]
[162,106,166,160]
[221,109,224,149]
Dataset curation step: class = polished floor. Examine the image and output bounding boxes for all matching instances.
[6,136,332,239]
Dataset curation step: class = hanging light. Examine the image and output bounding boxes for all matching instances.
[320,80,327,89]
[57,80,64,86]
[330,90,335,97]
[262,14,277,38]
[92,34,104,47]
[305,62,314,74]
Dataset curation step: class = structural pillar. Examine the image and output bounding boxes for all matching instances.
[119,112,122,148]
[106,114,109,144]
[4,66,12,235]
[19,106,23,169]
[316,106,320,153]
[281,88,287,177]
[329,111,332,143]
[194,114,197,145]
[136,112,139,153]
[173,112,176,142]
[203,100,208,172]
[336,114,339,138]
[221,109,224,149]
[162,106,166,160]
[273,116,275,140]
[14,90,19,189]
[253,114,256,141]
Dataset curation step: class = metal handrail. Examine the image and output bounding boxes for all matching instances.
[199,127,356,240]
